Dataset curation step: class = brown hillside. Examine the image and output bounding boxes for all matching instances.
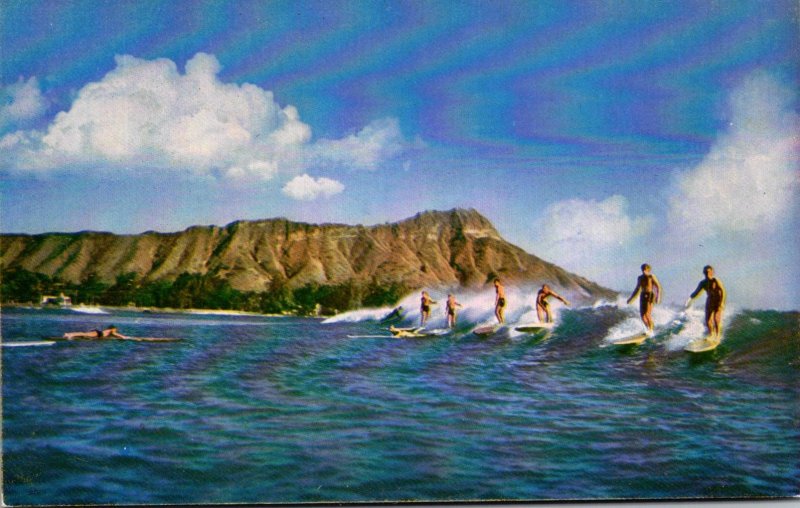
[0,209,616,302]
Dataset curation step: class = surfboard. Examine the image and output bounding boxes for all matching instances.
[121,337,182,342]
[684,335,721,353]
[473,324,501,336]
[423,328,451,336]
[514,322,555,333]
[2,341,56,347]
[611,332,649,346]
[389,326,422,335]
[47,336,181,342]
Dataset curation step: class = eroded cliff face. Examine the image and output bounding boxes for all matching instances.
[1,209,615,302]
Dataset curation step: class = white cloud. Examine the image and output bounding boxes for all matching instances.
[530,195,652,283]
[656,72,800,309]
[0,77,47,129]
[0,53,412,181]
[313,117,406,170]
[536,195,651,250]
[668,72,799,237]
[282,174,344,200]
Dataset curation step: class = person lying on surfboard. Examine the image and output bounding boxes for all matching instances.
[686,265,726,339]
[626,263,662,333]
[536,284,570,323]
[62,325,128,340]
[420,291,437,326]
[445,294,462,328]
[494,279,506,324]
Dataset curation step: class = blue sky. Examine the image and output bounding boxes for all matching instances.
[1,0,798,309]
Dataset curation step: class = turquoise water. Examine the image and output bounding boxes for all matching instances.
[2,305,798,505]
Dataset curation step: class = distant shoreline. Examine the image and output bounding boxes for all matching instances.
[0,302,315,318]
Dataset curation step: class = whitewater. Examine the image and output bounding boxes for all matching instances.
[324,287,742,350]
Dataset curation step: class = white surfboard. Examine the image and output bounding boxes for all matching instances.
[684,335,721,353]
[514,322,555,333]
[473,324,501,336]
[611,332,650,346]
[2,341,56,347]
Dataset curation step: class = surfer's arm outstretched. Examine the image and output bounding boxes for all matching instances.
[686,281,706,307]
[552,291,570,306]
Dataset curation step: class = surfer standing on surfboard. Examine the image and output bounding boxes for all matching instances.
[626,264,662,333]
[445,294,462,328]
[494,279,506,324]
[536,284,570,323]
[420,291,437,326]
[686,265,726,339]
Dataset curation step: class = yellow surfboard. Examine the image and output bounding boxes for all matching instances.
[684,335,721,353]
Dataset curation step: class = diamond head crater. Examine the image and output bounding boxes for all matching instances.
[0,209,616,314]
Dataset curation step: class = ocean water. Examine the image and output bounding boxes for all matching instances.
[2,301,798,505]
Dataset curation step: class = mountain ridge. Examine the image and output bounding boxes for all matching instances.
[1,208,616,303]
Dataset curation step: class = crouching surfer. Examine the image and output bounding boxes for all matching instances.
[380,306,405,323]
[63,325,128,340]
[536,284,570,323]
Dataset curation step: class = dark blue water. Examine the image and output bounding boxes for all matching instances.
[2,306,798,505]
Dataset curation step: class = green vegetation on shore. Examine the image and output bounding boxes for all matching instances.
[0,268,407,315]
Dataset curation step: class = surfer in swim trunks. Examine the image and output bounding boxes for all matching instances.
[63,325,128,339]
[686,265,726,339]
[445,294,462,329]
[626,263,662,332]
[536,284,570,323]
[419,291,437,326]
[494,279,506,324]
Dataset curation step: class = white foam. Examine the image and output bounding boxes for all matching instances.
[2,341,55,347]
[604,317,649,343]
[602,301,687,344]
[70,306,109,315]
[663,305,738,351]
[323,284,579,327]
[185,309,259,316]
[322,306,395,324]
